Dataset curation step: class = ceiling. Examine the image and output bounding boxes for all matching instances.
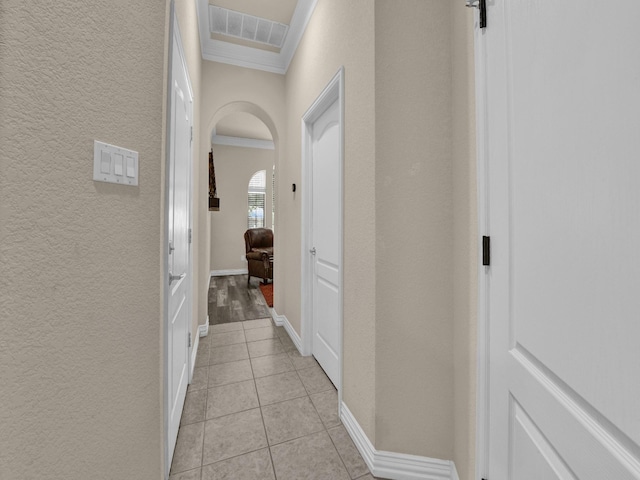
[196,0,318,74]
[215,112,272,141]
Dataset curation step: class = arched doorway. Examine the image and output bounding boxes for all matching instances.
[206,102,279,324]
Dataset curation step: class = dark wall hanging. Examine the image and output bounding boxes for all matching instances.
[209,149,220,211]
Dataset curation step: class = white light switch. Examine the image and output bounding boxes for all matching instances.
[114,153,123,176]
[126,156,135,178]
[100,151,111,174]
[93,141,139,186]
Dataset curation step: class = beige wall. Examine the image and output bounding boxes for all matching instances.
[374,0,454,458]
[284,0,477,467]
[284,0,378,439]
[452,5,478,480]
[210,144,275,271]
[0,1,169,478]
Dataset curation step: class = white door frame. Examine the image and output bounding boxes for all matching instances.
[472,6,490,480]
[301,66,345,397]
[163,3,194,477]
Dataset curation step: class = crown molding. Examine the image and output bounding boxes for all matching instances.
[196,0,318,75]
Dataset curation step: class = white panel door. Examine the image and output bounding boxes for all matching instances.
[167,28,192,467]
[311,99,341,387]
[482,1,640,478]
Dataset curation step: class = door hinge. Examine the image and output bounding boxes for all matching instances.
[188,332,192,348]
[482,236,491,266]
[190,126,193,143]
[188,228,192,244]
[466,0,487,28]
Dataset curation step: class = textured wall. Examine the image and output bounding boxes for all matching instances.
[0,1,168,478]
[284,0,377,440]
[210,144,275,271]
[451,4,478,480]
[374,0,454,458]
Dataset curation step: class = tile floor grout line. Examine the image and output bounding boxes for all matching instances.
[207,375,255,390]
[207,349,250,367]
[197,386,208,473]
[295,365,336,398]
[258,392,309,409]
[327,422,361,480]
[307,387,331,428]
[249,353,295,377]
[246,325,279,480]
[169,466,202,480]
[266,426,328,448]
[200,445,269,470]
[198,324,279,474]
[205,369,326,422]
[204,403,259,422]
[286,349,357,478]
[253,356,342,457]
[208,340,246,346]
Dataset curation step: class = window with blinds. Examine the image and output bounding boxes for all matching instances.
[248,170,266,229]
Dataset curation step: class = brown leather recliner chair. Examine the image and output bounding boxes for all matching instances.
[244,228,273,285]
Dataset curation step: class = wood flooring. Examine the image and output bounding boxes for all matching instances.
[208,275,271,325]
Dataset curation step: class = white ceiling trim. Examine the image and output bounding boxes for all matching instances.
[196,0,318,75]
[212,134,275,150]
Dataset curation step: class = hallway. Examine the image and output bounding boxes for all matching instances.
[170,317,381,479]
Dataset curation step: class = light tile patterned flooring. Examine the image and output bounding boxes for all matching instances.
[170,317,383,480]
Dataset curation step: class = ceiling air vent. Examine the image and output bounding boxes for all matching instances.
[209,5,289,49]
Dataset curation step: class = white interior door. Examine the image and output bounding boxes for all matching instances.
[310,99,341,388]
[166,18,192,470]
[481,1,640,478]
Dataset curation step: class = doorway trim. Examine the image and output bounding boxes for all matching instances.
[472,6,492,479]
[163,3,194,477]
[300,66,345,398]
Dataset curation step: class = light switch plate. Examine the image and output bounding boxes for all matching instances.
[93,140,138,186]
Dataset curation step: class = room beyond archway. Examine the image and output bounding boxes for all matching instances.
[208,111,275,275]
[206,105,277,326]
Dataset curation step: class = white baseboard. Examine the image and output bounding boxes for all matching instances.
[199,318,209,337]
[190,331,200,381]
[451,463,459,480]
[210,269,248,277]
[340,403,457,480]
[270,308,283,326]
[271,308,303,355]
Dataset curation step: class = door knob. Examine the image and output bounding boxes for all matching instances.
[310,247,316,255]
[169,272,186,284]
